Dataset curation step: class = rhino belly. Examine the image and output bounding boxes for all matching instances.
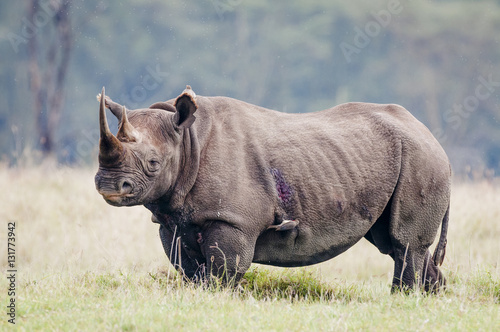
[252,218,370,267]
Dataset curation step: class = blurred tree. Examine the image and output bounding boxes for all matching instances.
[27,0,73,158]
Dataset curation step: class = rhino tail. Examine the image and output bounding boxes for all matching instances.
[432,204,449,266]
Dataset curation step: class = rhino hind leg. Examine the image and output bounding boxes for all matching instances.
[384,163,449,293]
[422,249,446,292]
[365,198,446,293]
[390,244,427,293]
[389,241,447,294]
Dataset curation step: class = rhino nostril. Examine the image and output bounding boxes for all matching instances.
[120,180,133,194]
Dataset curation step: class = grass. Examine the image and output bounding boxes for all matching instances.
[1,166,499,330]
[5,268,499,331]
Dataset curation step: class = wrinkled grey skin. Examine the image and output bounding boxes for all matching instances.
[95,86,451,292]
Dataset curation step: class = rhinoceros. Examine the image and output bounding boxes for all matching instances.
[94,85,450,292]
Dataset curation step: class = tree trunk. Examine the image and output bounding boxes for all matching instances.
[27,0,72,158]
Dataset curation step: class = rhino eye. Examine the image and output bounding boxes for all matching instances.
[147,159,160,172]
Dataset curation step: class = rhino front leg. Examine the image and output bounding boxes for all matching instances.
[202,221,256,284]
[159,225,206,281]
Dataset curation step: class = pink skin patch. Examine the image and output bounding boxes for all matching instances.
[271,168,294,208]
[196,232,203,244]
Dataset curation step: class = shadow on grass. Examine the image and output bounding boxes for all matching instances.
[240,267,373,303]
[149,266,376,304]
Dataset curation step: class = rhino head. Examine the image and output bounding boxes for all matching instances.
[94,86,197,206]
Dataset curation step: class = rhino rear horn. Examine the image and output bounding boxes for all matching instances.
[174,85,198,128]
[117,105,140,142]
[99,87,124,164]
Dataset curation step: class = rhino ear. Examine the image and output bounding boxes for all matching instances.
[96,93,125,121]
[173,85,197,128]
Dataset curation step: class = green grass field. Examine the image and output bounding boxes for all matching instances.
[1,167,499,331]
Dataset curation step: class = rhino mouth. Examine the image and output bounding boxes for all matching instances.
[101,193,136,206]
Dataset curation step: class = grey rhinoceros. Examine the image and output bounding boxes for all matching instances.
[95,85,450,292]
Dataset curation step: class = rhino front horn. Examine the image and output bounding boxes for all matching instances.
[99,87,124,164]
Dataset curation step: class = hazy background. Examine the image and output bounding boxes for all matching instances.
[1,0,499,175]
